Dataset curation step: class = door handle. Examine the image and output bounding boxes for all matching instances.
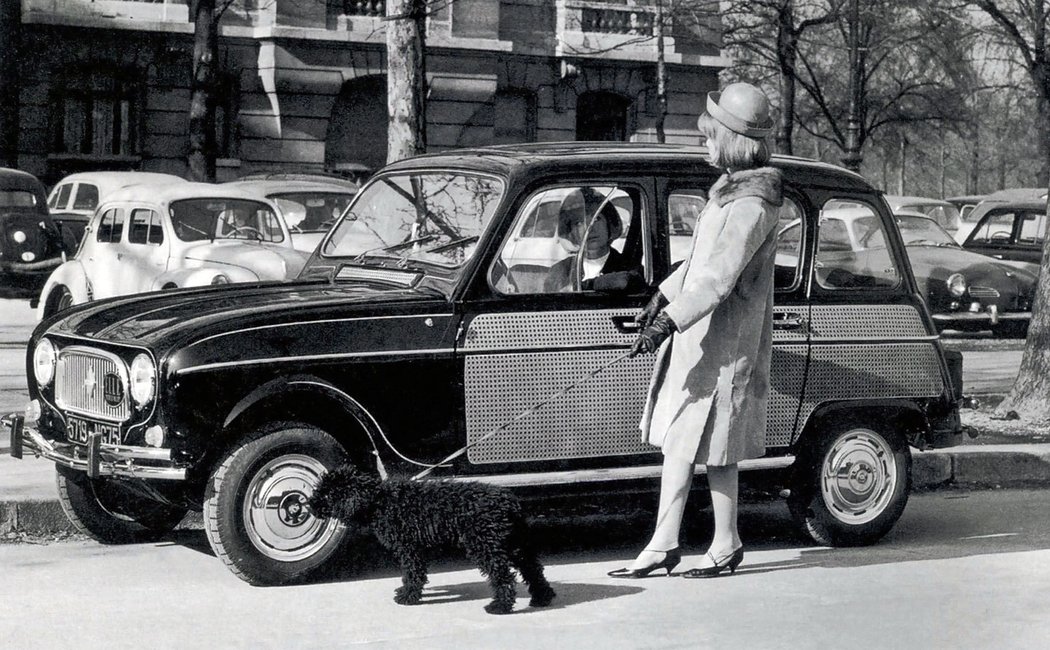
[772,312,808,331]
[611,315,642,333]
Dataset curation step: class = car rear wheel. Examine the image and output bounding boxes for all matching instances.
[55,465,187,543]
[203,422,352,586]
[43,286,74,318]
[788,421,911,547]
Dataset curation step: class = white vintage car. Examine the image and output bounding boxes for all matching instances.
[37,182,309,318]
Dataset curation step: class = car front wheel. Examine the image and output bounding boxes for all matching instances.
[55,465,187,543]
[788,421,911,547]
[203,422,351,586]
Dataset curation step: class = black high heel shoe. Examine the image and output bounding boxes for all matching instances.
[682,546,744,579]
[607,547,682,578]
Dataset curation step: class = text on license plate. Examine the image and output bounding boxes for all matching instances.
[66,416,121,446]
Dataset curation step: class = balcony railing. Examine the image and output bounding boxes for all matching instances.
[580,6,653,36]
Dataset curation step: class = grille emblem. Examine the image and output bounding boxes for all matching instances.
[103,373,124,407]
[84,367,97,399]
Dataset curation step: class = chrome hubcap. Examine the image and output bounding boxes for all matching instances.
[243,454,342,562]
[820,429,896,525]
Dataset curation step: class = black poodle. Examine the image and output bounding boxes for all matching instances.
[309,465,556,615]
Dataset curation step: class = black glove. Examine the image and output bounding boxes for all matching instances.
[630,312,676,356]
[634,290,669,328]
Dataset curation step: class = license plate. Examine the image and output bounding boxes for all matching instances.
[66,416,121,446]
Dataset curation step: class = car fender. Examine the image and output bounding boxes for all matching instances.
[152,266,260,290]
[35,260,90,320]
[794,399,930,451]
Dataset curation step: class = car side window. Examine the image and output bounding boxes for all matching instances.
[667,190,706,268]
[774,197,804,290]
[128,209,163,245]
[51,184,72,210]
[72,184,100,211]
[490,184,647,295]
[95,208,125,244]
[970,212,1015,244]
[1016,211,1045,245]
[816,200,901,290]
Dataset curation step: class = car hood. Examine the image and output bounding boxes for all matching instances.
[42,280,450,349]
[182,241,308,280]
[905,245,1037,283]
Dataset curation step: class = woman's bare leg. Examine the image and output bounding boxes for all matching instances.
[628,454,694,569]
[694,462,742,567]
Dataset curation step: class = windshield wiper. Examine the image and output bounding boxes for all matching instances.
[424,235,479,254]
[352,234,439,263]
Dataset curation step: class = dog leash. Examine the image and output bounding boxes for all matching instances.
[411,350,634,481]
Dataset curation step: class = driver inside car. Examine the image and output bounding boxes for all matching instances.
[544,189,643,293]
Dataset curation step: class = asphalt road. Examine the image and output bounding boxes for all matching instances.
[1,488,1047,649]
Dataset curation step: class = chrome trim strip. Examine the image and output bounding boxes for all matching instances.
[932,312,1030,321]
[451,456,795,488]
[187,313,452,349]
[808,335,941,344]
[15,422,186,481]
[175,347,456,375]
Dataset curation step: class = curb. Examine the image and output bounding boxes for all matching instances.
[4,445,1050,536]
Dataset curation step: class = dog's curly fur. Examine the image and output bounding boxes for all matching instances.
[309,465,556,614]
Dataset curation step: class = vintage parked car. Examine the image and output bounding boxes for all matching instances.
[46,171,187,248]
[947,194,989,242]
[224,177,357,254]
[36,182,309,318]
[10,143,966,586]
[0,168,70,303]
[960,188,1047,265]
[884,195,961,235]
[789,207,1036,337]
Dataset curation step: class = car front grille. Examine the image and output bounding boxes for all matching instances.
[968,286,1000,299]
[55,347,130,422]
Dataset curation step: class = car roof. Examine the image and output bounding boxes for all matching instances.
[980,187,1047,204]
[945,194,986,203]
[380,142,873,192]
[101,181,280,205]
[53,171,187,194]
[224,179,358,195]
[884,195,951,207]
[0,167,47,193]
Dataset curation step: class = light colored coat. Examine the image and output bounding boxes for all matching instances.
[641,167,783,466]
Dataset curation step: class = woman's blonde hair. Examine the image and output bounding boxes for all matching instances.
[697,112,771,170]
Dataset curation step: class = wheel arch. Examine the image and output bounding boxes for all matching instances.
[793,399,928,456]
[37,261,90,319]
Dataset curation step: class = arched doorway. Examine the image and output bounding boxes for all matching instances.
[325,75,387,176]
[576,91,632,141]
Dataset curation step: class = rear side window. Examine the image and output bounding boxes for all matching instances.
[95,208,125,243]
[1017,211,1046,244]
[50,184,72,210]
[128,209,163,245]
[816,200,901,290]
[73,184,100,211]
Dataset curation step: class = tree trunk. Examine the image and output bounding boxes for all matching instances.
[0,0,20,168]
[897,135,906,195]
[188,0,218,182]
[775,1,797,156]
[654,1,667,144]
[387,0,427,163]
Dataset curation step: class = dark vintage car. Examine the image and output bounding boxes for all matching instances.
[0,168,70,303]
[10,144,966,585]
[794,208,1038,338]
[960,188,1047,265]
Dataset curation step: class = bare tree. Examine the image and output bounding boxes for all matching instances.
[188,0,237,182]
[970,0,1050,421]
[0,0,21,168]
[386,0,432,163]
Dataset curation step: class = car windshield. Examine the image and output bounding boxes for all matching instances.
[902,202,960,227]
[320,171,503,277]
[0,190,37,207]
[170,198,285,243]
[271,192,355,234]
[893,215,958,247]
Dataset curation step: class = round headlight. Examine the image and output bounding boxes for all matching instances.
[211,274,230,285]
[32,339,56,386]
[129,353,156,406]
[947,273,967,298]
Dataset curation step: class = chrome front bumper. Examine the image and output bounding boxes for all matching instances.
[6,414,187,481]
[932,308,1029,325]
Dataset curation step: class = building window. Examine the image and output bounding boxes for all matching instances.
[576,91,632,141]
[493,90,537,144]
[52,68,141,157]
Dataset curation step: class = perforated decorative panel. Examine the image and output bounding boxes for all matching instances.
[463,310,636,351]
[766,345,807,448]
[808,304,928,339]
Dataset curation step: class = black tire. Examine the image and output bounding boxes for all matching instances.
[44,286,74,318]
[202,422,352,586]
[55,465,187,543]
[788,421,911,547]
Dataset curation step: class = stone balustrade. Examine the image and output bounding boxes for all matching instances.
[580,5,654,36]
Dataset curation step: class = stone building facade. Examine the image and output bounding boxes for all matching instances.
[13,0,728,184]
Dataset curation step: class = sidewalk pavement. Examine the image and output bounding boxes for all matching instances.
[3,424,1050,535]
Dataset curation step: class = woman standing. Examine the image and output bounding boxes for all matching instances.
[608,82,783,579]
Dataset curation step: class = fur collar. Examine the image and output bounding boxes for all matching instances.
[709,167,783,208]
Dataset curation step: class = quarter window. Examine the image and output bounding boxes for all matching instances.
[72,184,100,211]
[1017,211,1046,244]
[95,208,125,243]
[50,184,72,210]
[491,184,647,294]
[128,209,163,245]
[815,200,901,290]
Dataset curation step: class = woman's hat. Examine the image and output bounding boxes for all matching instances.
[703,82,773,138]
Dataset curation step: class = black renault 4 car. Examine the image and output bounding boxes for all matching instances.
[10,144,965,585]
[0,168,70,303]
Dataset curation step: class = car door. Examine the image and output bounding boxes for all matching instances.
[965,208,1043,263]
[457,179,658,470]
[119,207,170,295]
[80,205,126,300]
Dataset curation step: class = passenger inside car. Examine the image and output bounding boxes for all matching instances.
[543,193,643,292]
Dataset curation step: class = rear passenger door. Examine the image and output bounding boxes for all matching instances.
[119,207,170,295]
[81,205,126,300]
